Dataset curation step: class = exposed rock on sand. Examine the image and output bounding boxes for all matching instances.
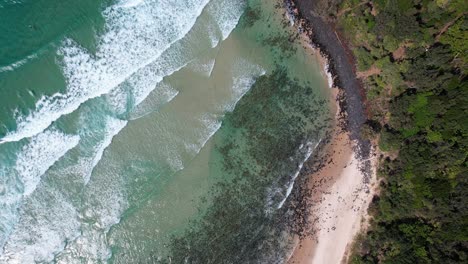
[282,0,378,263]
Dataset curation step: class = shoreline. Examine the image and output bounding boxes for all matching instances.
[283,0,377,263]
[287,93,378,263]
[285,0,369,143]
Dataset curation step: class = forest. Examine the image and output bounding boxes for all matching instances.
[330,0,467,262]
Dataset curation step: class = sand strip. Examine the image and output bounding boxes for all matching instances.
[287,85,377,263]
[282,1,378,261]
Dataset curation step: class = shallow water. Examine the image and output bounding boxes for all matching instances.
[0,0,330,262]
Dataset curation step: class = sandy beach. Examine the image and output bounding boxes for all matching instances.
[284,0,378,262]
[287,89,377,264]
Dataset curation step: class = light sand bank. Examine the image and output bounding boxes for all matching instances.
[281,2,378,262]
[286,59,377,264]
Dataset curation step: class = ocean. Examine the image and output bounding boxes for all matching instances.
[0,0,331,262]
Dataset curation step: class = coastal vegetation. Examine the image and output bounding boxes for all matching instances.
[330,0,467,262]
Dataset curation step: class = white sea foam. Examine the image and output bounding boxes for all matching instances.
[206,20,221,48]
[277,141,321,209]
[83,117,127,184]
[118,0,145,8]
[16,129,80,196]
[0,130,79,254]
[185,113,223,156]
[0,0,23,9]
[105,56,186,119]
[0,168,18,254]
[117,0,247,120]
[119,0,248,114]
[55,227,112,264]
[207,0,246,46]
[105,85,130,115]
[125,61,187,110]
[129,82,179,120]
[0,52,40,73]
[1,0,246,144]
[33,151,129,263]
[182,59,265,157]
[47,2,249,258]
[56,168,128,263]
[201,0,246,48]
[324,63,334,88]
[0,188,81,264]
[188,58,216,77]
[198,115,222,150]
[1,0,251,262]
[2,0,211,143]
[223,59,266,112]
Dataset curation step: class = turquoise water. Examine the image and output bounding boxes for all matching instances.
[0,0,331,262]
